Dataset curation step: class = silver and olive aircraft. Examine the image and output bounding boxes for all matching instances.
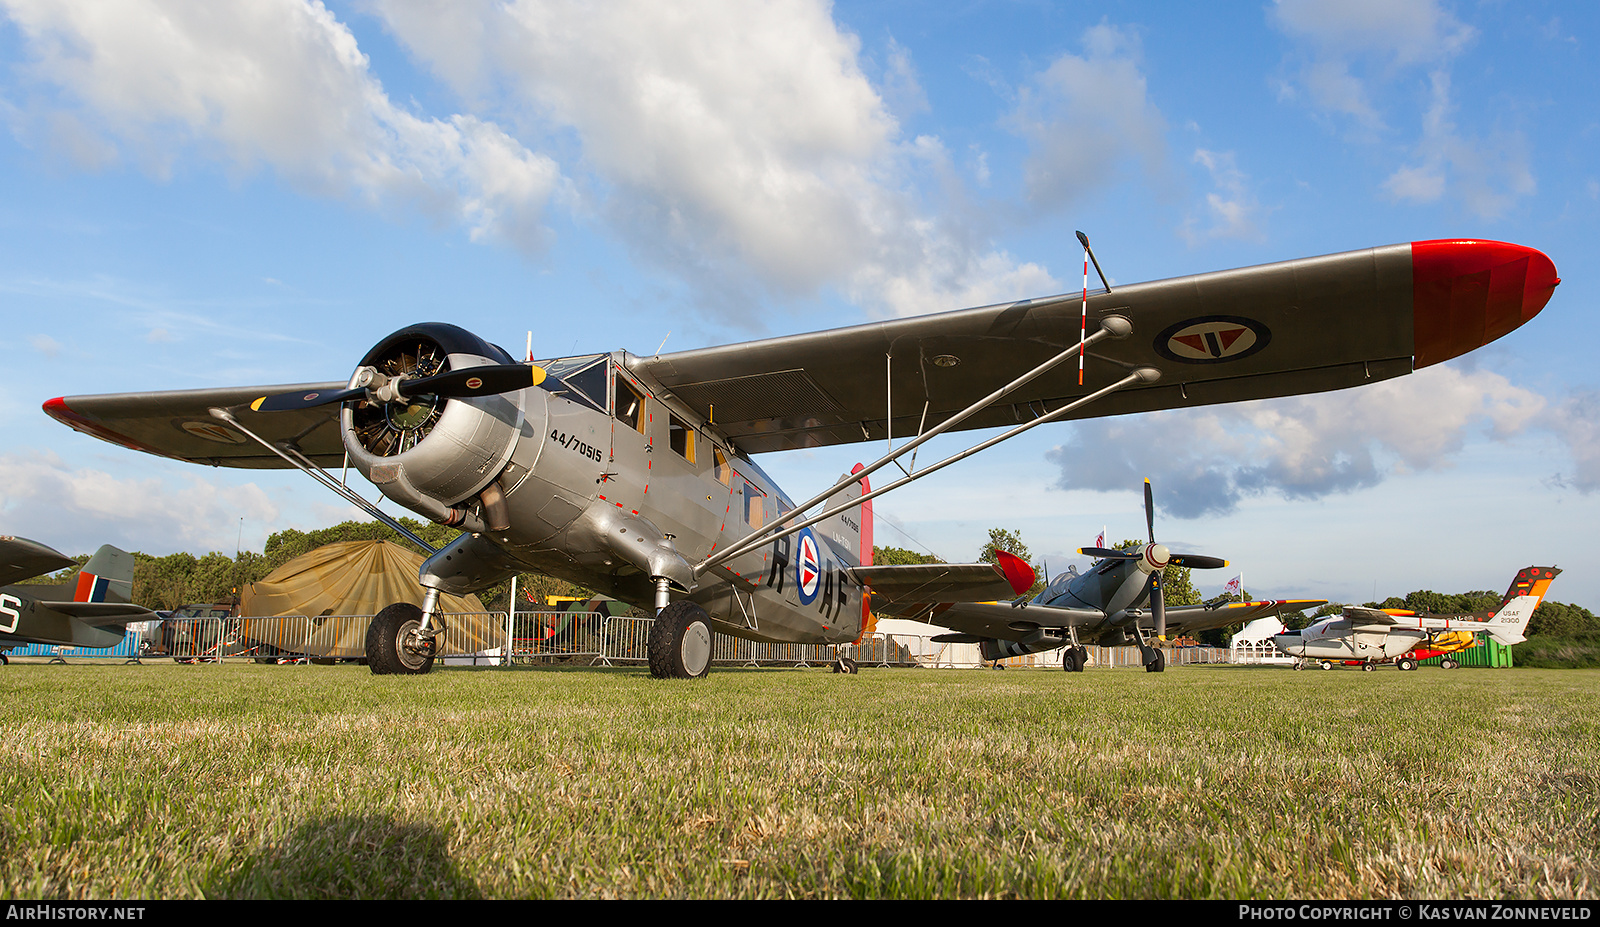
[877,479,1326,672]
[0,537,154,661]
[1271,566,1558,671]
[42,238,1558,678]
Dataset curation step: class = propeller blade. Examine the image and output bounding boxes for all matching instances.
[250,387,366,413]
[1079,547,1139,560]
[1169,554,1229,570]
[399,363,546,399]
[1149,570,1166,639]
[1144,478,1156,544]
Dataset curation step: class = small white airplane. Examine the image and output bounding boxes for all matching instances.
[1271,566,1558,671]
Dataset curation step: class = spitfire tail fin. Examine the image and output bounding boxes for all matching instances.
[1482,567,1559,646]
[74,545,137,605]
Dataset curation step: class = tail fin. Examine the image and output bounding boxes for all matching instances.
[74,545,136,605]
[819,464,874,642]
[1484,566,1560,646]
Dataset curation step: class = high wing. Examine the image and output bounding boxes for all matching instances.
[44,383,347,468]
[918,598,1327,642]
[1342,606,1405,631]
[633,240,1556,453]
[0,536,77,587]
[43,240,1554,465]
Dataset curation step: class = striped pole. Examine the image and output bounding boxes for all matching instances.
[1079,244,1089,385]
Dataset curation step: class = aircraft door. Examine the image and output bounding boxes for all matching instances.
[604,365,653,518]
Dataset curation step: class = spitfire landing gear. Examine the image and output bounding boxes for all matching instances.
[648,601,713,679]
[1143,647,1166,673]
[1062,646,1088,672]
[366,602,437,675]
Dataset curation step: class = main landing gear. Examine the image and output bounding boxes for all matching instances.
[1061,646,1089,673]
[648,600,713,679]
[366,602,437,675]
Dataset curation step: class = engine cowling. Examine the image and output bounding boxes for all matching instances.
[340,323,531,528]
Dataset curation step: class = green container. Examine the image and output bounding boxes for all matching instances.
[1417,632,1513,668]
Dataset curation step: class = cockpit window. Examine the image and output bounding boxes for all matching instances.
[563,360,609,411]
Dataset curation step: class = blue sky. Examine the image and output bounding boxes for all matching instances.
[0,1,1595,610]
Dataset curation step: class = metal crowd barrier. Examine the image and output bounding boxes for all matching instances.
[56,613,1233,670]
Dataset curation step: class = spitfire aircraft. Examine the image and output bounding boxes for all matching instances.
[877,479,1326,672]
[42,238,1558,677]
[0,537,154,661]
[1272,566,1558,671]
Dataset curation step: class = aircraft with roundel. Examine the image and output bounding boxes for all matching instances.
[41,238,1559,677]
[0,537,155,662]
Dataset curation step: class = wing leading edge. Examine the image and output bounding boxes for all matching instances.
[634,240,1556,453]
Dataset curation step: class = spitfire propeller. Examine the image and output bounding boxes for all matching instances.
[1077,479,1229,638]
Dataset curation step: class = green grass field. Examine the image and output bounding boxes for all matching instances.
[0,661,1594,899]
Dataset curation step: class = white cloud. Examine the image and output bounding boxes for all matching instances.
[28,334,61,357]
[1382,71,1535,220]
[0,450,280,554]
[0,0,565,253]
[1270,1,1533,219]
[1046,366,1546,518]
[1181,149,1265,244]
[368,0,1057,321]
[1544,391,1600,493]
[1007,22,1167,210]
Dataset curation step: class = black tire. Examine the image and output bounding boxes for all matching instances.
[1144,648,1166,673]
[1362,661,1375,672]
[366,603,436,676]
[648,601,714,679]
[1062,648,1078,672]
[1320,661,1333,670]
[1397,657,1417,672]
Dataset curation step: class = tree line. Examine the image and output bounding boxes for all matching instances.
[49,521,1598,640]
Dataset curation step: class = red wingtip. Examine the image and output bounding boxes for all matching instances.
[994,549,1036,596]
[1412,239,1558,369]
[42,396,171,457]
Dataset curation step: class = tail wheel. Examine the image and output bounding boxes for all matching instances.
[648,601,714,679]
[366,602,437,676]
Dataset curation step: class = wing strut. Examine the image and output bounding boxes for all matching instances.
[207,407,440,555]
[695,345,1157,577]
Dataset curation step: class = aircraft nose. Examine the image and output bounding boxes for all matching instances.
[1411,239,1559,368]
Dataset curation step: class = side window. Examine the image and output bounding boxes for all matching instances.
[743,479,766,529]
[713,448,732,487]
[616,378,645,433]
[669,415,695,463]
